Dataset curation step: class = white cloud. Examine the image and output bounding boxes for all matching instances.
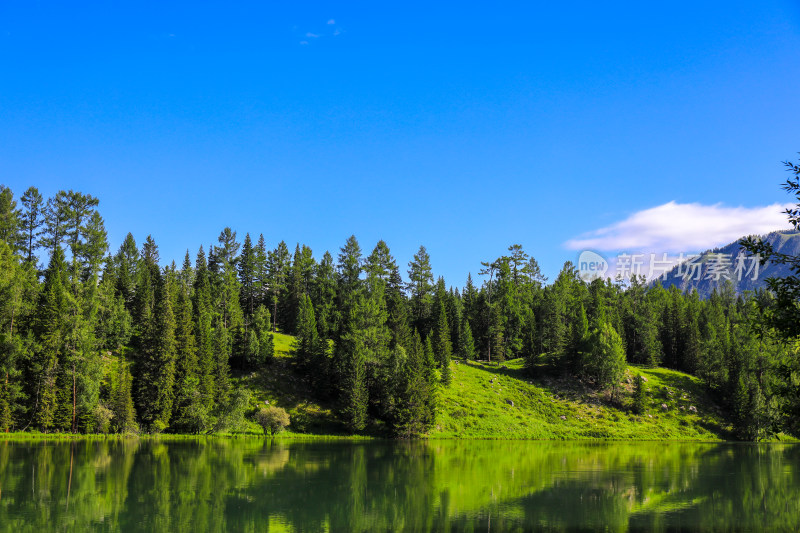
[565,201,792,253]
[306,32,319,38]
[299,40,309,45]
[327,19,335,25]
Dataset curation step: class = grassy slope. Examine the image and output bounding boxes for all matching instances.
[239,333,736,440]
[432,358,732,440]
[233,332,352,437]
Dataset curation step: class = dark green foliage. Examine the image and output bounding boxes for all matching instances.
[0,186,22,253]
[312,250,337,339]
[339,317,368,432]
[267,241,291,331]
[111,360,138,434]
[238,233,257,317]
[459,313,477,361]
[19,186,44,264]
[407,246,434,338]
[135,269,177,431]
[741,157,800,340]
[32,246,71,431]
[294,293,324,374]
[434,302,453,385]
[394,332,437,437]
[193,246,217,414]
[583,321,627,399]
[214,388,251,433]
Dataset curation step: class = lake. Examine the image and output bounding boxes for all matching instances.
[0,439,798,531]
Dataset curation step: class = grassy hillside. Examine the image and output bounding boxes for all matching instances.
[233,332,352,436]
[238,333,739,440]
[432,358,732,440]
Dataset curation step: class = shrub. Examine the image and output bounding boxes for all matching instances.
[215,388,252,433]
[254,406,290,435]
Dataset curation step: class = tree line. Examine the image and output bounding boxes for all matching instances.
[0,183,798,439]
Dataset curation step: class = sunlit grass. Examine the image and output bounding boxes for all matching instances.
[432,358,737,440]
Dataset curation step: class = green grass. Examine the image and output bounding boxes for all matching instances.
[432,358,735,440]
[232,331,352,437]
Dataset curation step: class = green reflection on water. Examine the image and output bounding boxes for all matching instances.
[0,439,798,532]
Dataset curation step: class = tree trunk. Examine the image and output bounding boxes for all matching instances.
[71,363,77,433]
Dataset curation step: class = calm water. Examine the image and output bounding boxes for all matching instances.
[0,439,799,532]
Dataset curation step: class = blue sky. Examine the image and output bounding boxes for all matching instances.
[2,1,799,284]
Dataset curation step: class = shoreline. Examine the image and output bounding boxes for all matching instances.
[1,432,797,443]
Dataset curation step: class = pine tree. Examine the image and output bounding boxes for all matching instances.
[193,246,217,414]
[393,331,435,437]
[0,240,36,431]
[285,243,316,335]
[213,322,231,408]
[19,186,44,264]
[338,302,368,432]
[32,246,71,431]
[407,246,434,337]
[252,303,274,365]
[267,240,291,331]
[568,303,589,373]
[111,360,138,434]
[336,235,363,315]
[238,233,256,318]
[41,191,69,254]
[434,303,453,385]
[294,293,322,372]
[583,321,627,399]
[114,233,139,311]
[459,314,477,361]
[254,234,269,308]
[521,307,537,372]
[172,275,207,432]
[0,186,22,253]
[135,270,177,431]
[312,250,338,339]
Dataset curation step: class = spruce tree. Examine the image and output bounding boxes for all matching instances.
[394,332,435,437]
[0,186,22,253]
[407,246,434,337]
[338,302,368,432]
[294,293,322,372]
[459,315,477,361]
[19,186,44,264]
[172,277,207,432]
[583,321,627,399]
[238,233,256,318]
[267,240,290,331]
[213,322,231,408]
[434,304,453,385]
[32,246,71,431]
[111,360,138,433]
[312,250,338,339]
[135,269,177,431]
[193,246,216,413]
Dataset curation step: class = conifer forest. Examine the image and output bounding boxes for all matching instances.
[0,179,798,441]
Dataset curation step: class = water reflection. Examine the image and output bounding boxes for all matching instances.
[0,439,798,531]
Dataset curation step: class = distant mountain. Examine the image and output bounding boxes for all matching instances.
[654,230,800,297]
